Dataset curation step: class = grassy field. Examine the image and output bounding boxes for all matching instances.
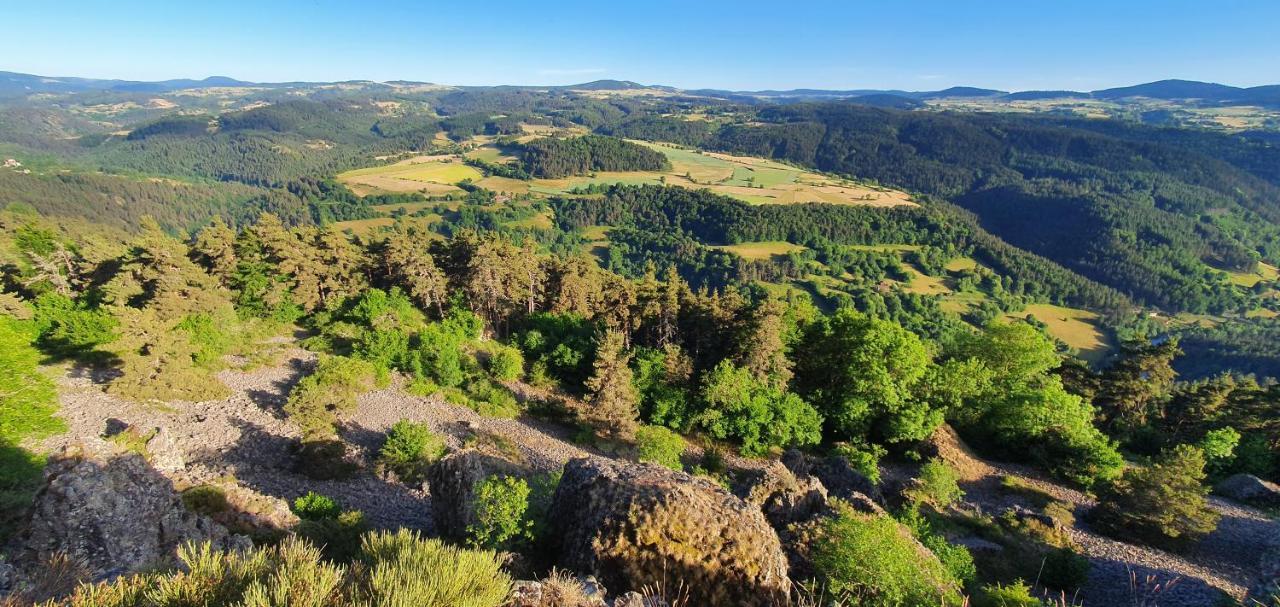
[337,157,482,194]
[1007,304,1112,364]
[1224,262,1280,287]
[342,140,914,209]
[711,241,807,260]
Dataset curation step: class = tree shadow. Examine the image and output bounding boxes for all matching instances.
[190,418,432,533]
[243,356,313,418]
[1077,556,1232,607]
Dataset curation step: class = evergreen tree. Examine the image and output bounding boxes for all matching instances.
[582,330,640,440]
[383,226,448,317]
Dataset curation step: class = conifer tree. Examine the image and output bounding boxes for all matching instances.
[191,216,238,285]
[582,330,639,440]
[383,226,448,317]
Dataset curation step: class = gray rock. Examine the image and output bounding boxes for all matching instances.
[20,449,249,581]
[508,580,543,607]
[549,458,791,607]
[810,455,882,504]
[733,462,829,529]
[1215,473,1280,508]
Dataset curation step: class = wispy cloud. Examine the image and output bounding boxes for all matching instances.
[537,67,607,76]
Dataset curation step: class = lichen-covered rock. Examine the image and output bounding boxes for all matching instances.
[549,458,790,607]
[1215,473,1280,508]
[733,461,829,529]
[809,455,882,504]
[20,449,249,581]
[428,449,529,541]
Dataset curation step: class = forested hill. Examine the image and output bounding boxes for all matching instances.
[701,104,1280,314]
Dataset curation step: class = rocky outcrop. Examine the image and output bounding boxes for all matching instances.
[20,448,249,581]
[549,458,790,607]
[809,454,882,504]
[733,461,829,529]
[428,449,529,542]
[1215,473,1280,508]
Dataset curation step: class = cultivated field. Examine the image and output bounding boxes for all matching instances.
[339,140,915,208]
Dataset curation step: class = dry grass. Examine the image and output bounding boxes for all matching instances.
[1008,304,1112,364]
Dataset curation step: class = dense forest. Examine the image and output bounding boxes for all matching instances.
[520,135,671,178]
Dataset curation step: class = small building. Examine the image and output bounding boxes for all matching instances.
[3,158,20,168]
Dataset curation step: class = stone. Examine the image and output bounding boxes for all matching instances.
[20,448,250,582]
[1215,473,1280,508]
[427,449,529,542]
[549,458,790,607]
[733,461,829,529]
[508,580,544,607]
[809,454,882,504]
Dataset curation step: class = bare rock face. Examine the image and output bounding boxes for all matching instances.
[428,449,529,542]
[1215,473,1280,508]
[733,461,829,529]
[549,458,790,607]
[21,449,249,581]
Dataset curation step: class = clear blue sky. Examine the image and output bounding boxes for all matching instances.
[2,0,1278,91]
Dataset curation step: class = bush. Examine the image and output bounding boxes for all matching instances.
[1038,546,1090,590]
[293,439,358,480]
[50,531,511,607]
[972,581,1045,607]
[834,442,886,485]
[1092,444,1220,548]
[909,459,964,508]
[467,475,531,551]
[292,491,341,521]
[359,529,511,607]
[634,425,685,471]
[463,378,521,418]
[293,501,366,563]
[811,507,965,607]
[698,360,822,456]
[31,292,116,357]
[285,356,379,439]
[378,420,446,485]
[182,485,231,517]
[1198,426,1240,477]
[485,344,524,381]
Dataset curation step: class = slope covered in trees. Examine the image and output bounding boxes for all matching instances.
[520,135,671,178]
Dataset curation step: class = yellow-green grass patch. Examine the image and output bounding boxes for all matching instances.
[1224,262,1280,287]
[1008,304,1112,364]
[710,241,806,260]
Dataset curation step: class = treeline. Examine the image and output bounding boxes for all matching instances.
[696,103,1280,314]
[520,135,670,178]
[551,185,1130,312]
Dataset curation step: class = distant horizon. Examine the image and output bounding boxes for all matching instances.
[2,0,1277,92]
[3,68,1275,95]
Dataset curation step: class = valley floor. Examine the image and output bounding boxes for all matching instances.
[38,340,1279,606]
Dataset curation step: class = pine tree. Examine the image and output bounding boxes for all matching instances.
[383,226,448,317]
[736,297,793,389]
[582,330,639,440]
[191,216,238,286]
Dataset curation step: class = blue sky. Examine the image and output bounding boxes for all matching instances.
[2,0,1278,91]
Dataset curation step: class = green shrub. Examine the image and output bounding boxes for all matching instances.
[634,425,685,471]
[296,509,368,563]
[697,360,822,456]
[972,581,1045,607]
[51,531,511,607]
[182,485,231,517]
[1198,426,1240,478]
[833,442,886,485]
[379,420,446,485]
[0,315,62,544]
[467,475,531,551]
[359,529,511,607]
[485,344,524,381]
[292,491,341,521]
[285,356,378,439]
[909,459,964,508]
[812,507,965,607]
[463,379,521,418]
[293,439,358,480]
[31,292,116,357]
[1092,444,1220,548]
[1038,546,1090,590]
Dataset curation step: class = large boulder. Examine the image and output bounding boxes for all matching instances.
[427,449,529,541]
[549,458,790,607]
[1215,473,1280,508]
[20,449,249,581]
